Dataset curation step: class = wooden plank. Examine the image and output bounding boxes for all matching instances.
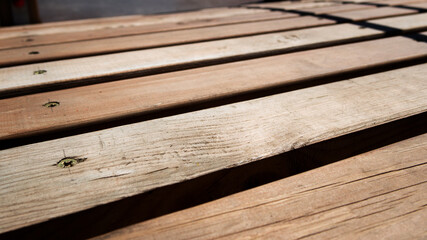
[3,4,411,67]
[0,14,144,34]
[0,16,335,67]
[372,0,427,5]
[0,9,296,50]
[299,3,375,14]
[368,11,427,28]
[0,63,426,233]
[1,13,425,96]
[406,2,427,8]
[340,0,425,5]
[1,35,426,141]
[95,133,427,240]
[331,6,417,21]
[246,1,339,10]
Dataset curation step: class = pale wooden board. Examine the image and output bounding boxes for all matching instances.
[0,23,378,93]
[331,6,417,21]
[3,3,419,67]
[4,4,413,67]
[0,63,426,233]
[372,0,427,5]
[299,3,375,14]
[1,35,427,141]
[0,16,335,67]
[406,2,427,8]
[95,133,427,240]
[0,9,297,50]
[368,11,427,28]
[1,13,426,95]
[246,1,339,10]
[248,0,427,9]
[335,0,425,5]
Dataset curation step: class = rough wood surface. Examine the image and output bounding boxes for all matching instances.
[0,9,296,50]
[331,6,417,21]
[406,2,427,8]
[299,3,374,14]
[1,13,426,95]
[1,63,426,233]
[246,1,338,9]
[1,35,427,141]
[3,4,416,67]
[0,16,335,67]
[371,0,427,5]
[320,0,424,5]
[95,133,427,240]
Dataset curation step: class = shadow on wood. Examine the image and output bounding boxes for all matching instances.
[1,112,425,240]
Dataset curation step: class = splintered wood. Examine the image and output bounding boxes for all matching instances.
[0,0,426,239]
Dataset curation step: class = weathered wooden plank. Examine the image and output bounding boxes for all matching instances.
[0,9,296,50]
[327,0,425,5]
[246,1,339,10]
[4,4,414,67]
[0,16,335,67]
[1,35,426,141]
[299,3,375,14]
[0,63,426,233]
[1,13,425,96]
[372,0,427,5]
[331,6,417,20]
[95,133,427,240]
[248,0,427,9]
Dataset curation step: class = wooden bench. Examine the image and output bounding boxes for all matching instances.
[0,0,426,239]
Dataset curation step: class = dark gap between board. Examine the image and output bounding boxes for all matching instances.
[1,112,426,240]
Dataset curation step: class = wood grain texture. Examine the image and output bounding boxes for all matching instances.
[300,3,375,14]
[331,6,417,21]
[371,0,427,5]
[95,133,427,240]
[406,2,427,8]
[332,0,425,5]
[0,9,296,50]
[1,63,426,233]
[246,1,339,10]
[0,16,335,67]
[2,13,426,95]
[3,4,415,67]
[0,23,378,93]
[1,36,426,140]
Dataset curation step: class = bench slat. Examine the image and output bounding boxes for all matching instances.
[0,9,296,50]
[0,63,426,233]
[95,133,427,240]
[1,13,425,96]
[1,35,426,140]
[0,16,334,67]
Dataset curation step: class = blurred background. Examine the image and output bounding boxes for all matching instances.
[0,0,264,26]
